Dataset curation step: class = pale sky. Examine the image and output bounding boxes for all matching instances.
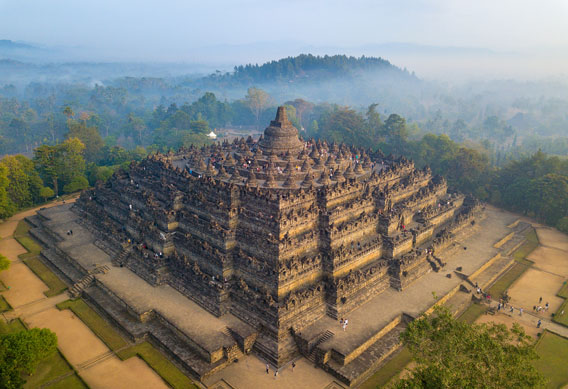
[1,0,567,74]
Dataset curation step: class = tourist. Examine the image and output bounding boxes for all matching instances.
[519,307,523,316]
[274,370,278,378]
[545,302,549,311]
[537,320,542,328]
[266,364,269,374]
[539,296,543,304]
[292,362,296,372]
[510,306,514,313]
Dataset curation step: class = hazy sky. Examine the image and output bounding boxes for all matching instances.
[1,0,567,77]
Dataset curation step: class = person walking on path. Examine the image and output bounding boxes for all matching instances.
[519,307,523,316]
[539,296,543,304]
[266,364,269,374]
[545,302,549,312]
[537,320,542,328]
[292,362,296,372]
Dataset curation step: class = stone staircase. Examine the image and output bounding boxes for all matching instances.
[426,256,440,272]
[69,274,95,297]
[113,245,133,267]
[306,330,334,363]
[69,266,109,297]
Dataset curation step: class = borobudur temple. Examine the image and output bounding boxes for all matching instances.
[67,106,481,376]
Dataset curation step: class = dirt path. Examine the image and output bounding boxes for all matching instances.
[0,202,169,389]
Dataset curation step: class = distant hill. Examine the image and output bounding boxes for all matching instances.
[0,39,36,50]
[200,54,416,86]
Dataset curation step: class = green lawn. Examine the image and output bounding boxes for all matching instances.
[513,229,539,261]
[22,351,80,389]
[117,342,200,389]
[534,331,568,388]
[56,298,129,351]
[14,220,42,254]
[458,303,487,323]
[22,256,67,297]
[359,348,412,389]
[0,318,26,335]
[44,374,88,389]
[557,281,568,299]
[0,294,12,312]
[487,260,533,298]
[552,299,568,328]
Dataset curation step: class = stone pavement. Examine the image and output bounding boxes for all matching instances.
[203,353,345,389]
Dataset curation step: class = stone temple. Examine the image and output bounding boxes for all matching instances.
[31,107,484,386]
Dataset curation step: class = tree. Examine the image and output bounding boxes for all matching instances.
[63,175,89,194]
[0,155,46,209]
[0,164,13,219]
[383,114,408,155]
[34,138,86,196]
[39,186,54,202]
[245,87,273,129]
[0,253,9,272]
[392,306,546,389]
[287,98,314,129]
[66,119,104,162]
[0,328,57,388]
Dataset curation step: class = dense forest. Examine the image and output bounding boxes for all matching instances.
[0,54,567,232]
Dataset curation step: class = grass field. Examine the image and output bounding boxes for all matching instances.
[56,298,129,351]
[458,303,487,323]
[557,282,568,299]
[552,299,568,328]
[0,317,26,335]
[14,220,42,254]
[22,351,85,389]
[534,331,568,389]
[357,348,412,389]
[0,294,12,312]
[42,374,88,389]
[117,342,199,389]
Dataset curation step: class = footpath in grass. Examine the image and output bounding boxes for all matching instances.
[533,331,568,389]
[58,298,198,389]
[14,220,67,297]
